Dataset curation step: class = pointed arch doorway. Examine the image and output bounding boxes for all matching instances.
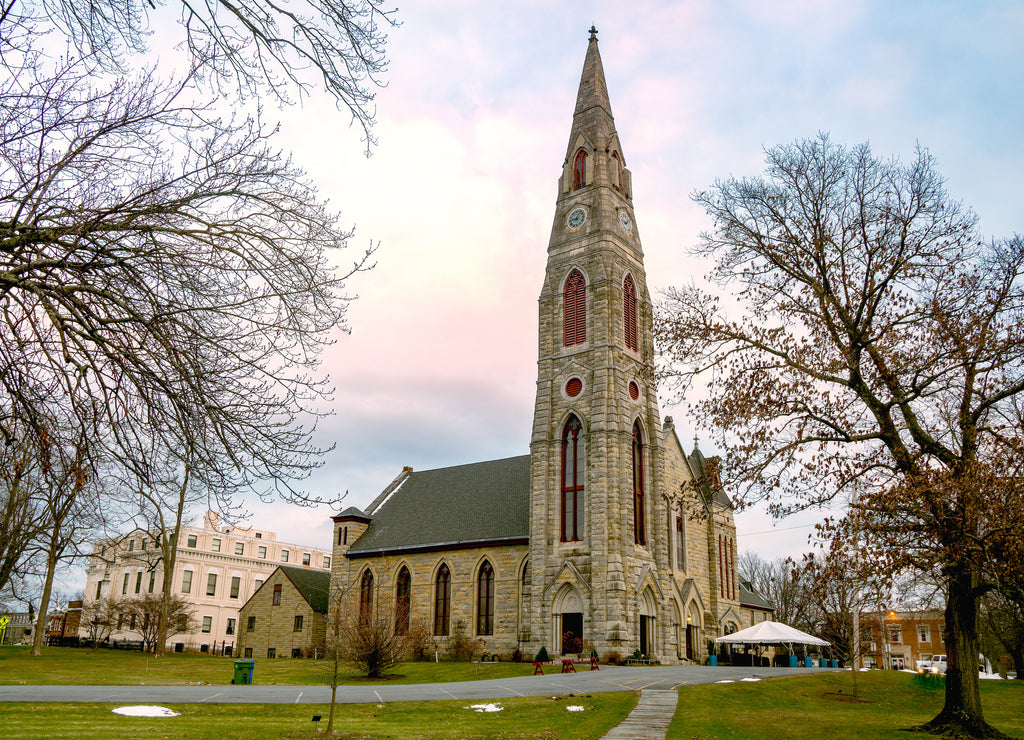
[639,588,657,656]
[553,585,584,655]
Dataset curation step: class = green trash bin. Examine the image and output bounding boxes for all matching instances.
[232,658,255,685]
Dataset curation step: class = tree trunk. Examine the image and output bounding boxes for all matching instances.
[915,566,1008,738]
[154,470,189,658]
[1010,648,1023,680]
[30,530,60,657]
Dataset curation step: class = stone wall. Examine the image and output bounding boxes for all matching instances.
[334,542,530,660]
[237,569,326,659]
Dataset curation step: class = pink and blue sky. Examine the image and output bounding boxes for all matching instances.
[212,1,1022,563]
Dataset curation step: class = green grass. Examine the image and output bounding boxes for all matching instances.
[0,646,534,685]
[667,670,1024,739]
[0,694,637,739]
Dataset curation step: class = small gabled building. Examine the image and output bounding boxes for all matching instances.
[237,565,330,659]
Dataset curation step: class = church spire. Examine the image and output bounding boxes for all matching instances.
[573,26,613,121]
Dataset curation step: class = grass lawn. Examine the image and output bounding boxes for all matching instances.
[668,670,1024,739]
[0,694,638,739]
[0,646,534,685]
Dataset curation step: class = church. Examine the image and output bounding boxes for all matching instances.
[329,28,754,664]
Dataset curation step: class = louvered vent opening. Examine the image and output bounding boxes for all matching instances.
[624,274,638,351]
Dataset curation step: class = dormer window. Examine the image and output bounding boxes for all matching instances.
[573,149,587,190]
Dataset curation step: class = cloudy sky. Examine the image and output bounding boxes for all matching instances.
[198,1,1023,565]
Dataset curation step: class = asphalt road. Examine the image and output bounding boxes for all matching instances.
[0,665,838,704]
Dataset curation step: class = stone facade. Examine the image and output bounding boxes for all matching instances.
[236,566,328,659]
[325,29,756,665]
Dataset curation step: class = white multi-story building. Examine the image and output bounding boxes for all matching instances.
[82,511,331,654]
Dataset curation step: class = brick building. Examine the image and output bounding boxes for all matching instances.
[327,29,755,665]
[859,609,946,670]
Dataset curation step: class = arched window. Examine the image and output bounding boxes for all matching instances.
[359,569,374,625]
[633,422,645,546]
[623,274,638,352]
[395,566,411,635]
[563,269,586,347]
[477,561,494,635]
[561,415,585,542]
[433,563,451,636]
[573,149,587,190]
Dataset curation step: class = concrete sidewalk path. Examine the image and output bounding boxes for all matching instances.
[600,689,678,740]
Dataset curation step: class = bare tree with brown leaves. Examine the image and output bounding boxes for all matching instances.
[657,135,1024,738]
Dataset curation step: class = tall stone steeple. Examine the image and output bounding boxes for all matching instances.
[527,28,668,658]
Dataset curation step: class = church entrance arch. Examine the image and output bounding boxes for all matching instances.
[552,584,584,655]
[685,600,702,661]
[638,587,656,656]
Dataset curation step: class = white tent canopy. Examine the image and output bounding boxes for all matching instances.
[714,620,829,646]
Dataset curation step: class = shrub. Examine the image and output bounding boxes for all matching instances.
[535,646,549,662]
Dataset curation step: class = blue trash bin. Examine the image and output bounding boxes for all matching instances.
[819,658,827,668]
[788,655,798,667]
[709,655,717,666]
[829,659,838,668]
[804,656,813,668]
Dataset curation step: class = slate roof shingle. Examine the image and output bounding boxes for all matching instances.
[346,455,531,558]
[278,565,331,614]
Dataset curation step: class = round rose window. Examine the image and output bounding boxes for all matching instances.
[565,377,583,398]
[628,380,640,400]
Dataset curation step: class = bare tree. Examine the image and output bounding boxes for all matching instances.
[125,593,195,652]
[738,552,814,631]
[29,424,103,656]
[657,135,1024,738]
[2,0,397,150]
[0,422,47,596]
[1,47,373,501]
[79,596,123,649]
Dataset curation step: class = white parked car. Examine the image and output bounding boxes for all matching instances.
[916,654,946,674]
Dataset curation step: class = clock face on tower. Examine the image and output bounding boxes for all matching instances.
[618,210,633,234]
[567,207,587,229]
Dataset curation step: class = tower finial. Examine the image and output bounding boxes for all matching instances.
[589,25,598,40]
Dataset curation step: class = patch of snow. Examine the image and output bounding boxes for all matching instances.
[980,673,1004,680]
[465,703,503,712]
[740,677,761,682]
[859,667,871,672]
[112,706,179,717]
[716,679,735,683]
[567,705,585,712]
[900,669,919,674]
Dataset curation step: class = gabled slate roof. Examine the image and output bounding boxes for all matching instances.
[738,580,773,611]
[346,455,531,558]
[687,446,733,510]
[278,565,330,614]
